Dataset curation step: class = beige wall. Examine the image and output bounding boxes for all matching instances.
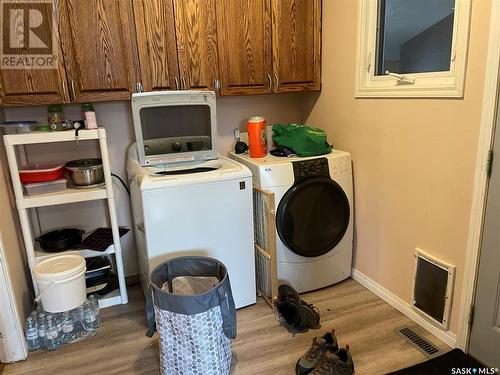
[0,109,32,321]
[3,94,304,275]
[304,0,492,333]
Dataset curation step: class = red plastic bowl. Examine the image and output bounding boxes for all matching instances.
[19,163,65,184]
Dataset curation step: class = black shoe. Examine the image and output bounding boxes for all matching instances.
[310,346,354,375]
[296,329,339,375]
[275,284,320,332]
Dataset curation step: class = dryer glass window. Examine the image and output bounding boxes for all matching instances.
[277,178,350,258]
[139,105,212,155]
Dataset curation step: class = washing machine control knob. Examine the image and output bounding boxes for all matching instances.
[171,141,182,152]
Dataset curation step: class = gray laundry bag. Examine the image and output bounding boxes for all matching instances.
[146,256,236,375]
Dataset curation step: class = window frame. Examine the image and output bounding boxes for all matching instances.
[355,0,472,98]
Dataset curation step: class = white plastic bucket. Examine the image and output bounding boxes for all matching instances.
[33,254,87,313]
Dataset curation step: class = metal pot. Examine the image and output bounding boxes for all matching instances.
[65,158,104,186]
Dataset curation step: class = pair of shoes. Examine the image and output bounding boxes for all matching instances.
[296,330,354,375]
[275,284,320,332]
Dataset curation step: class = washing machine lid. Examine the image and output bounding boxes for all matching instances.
[131,91,218,166]
[276,177,350,258]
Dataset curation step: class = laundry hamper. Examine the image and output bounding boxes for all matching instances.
[146,256,236,375]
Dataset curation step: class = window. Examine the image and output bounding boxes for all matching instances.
[355,0,472,98]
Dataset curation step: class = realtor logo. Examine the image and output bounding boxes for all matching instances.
[0,0,57,69]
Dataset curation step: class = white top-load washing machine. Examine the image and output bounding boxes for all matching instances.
[230,151,353,293]
[127,91,256,308]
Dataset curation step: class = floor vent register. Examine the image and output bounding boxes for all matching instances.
[396,327,441,358]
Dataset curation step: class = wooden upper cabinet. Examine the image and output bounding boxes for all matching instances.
[1,0,322,106]
[216,0,272,95]
[0,0,69,106]
[272,0,321,92]
[173,0,218,91]
[59,0,138,103]
[133,0,180,91]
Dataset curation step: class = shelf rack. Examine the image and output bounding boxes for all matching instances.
[3,128,128,309]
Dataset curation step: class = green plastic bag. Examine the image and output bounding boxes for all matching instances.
[272,123,333,157]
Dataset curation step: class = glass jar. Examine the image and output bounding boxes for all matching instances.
[47,104,64,126]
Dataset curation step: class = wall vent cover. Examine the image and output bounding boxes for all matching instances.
[412,248,455,330]
[396,327,441,358]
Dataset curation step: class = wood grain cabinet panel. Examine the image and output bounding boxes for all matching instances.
[271,0,321,92]
[1,0,322,106]
[60,0,138,102]
[0,0,69,106]
[173,0,218,91]
[216,0,272,95]
[133,0,179,91]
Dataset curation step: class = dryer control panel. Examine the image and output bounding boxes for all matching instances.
[293,158,331,183]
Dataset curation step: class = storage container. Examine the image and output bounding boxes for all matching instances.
[33,254,87,313]
[19,163,65,184]
[0,121,39,134]
[23,179,67,196]
[247,116,267,158]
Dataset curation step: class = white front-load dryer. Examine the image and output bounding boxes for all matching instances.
[230,151,353,293]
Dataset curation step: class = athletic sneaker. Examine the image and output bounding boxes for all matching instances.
[296,330,339,375]
[310,346,354,375]
[275,284,320,331]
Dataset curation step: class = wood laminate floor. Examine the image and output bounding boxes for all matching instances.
[2,279,449,374]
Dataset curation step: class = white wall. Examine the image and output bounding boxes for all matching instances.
[4,93,304,275]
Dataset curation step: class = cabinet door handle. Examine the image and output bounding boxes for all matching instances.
[174,77,179,90]
[267,73,273,93]
[70,79,76,101]
[181,77,187,90]
[274,73,279,93]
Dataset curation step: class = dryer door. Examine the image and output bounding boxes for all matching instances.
[276,177,350,258]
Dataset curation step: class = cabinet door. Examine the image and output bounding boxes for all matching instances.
[133,0,180,92]
[216,0,272,95]
[272,0,321,92]
[173,0,218,91]
[0,1,69,106]
[60,0,138,103]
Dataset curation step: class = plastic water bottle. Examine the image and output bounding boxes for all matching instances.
[89,295,101,328]
[77,305,86,333]
[24,317,40,351]
[70,308,81,335]
[54,313,63,344]
[45,315,59,351]
[83,301,97,331]
[37,313,47,349]
[60,312,76,344]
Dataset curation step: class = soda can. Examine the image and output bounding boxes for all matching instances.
[247,116,267,158]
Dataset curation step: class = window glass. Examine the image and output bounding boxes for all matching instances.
[376,0,455,75]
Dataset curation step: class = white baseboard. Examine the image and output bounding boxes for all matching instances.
[351,268,457,348]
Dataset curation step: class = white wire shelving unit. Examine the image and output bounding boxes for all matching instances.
[3,128,128,309]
